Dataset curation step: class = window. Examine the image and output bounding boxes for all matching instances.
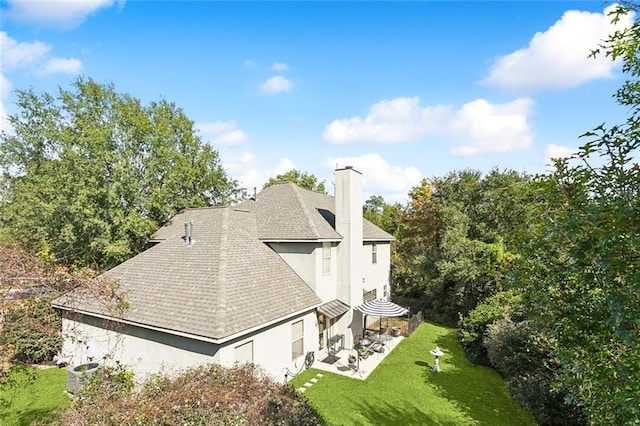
[292,320,304,360]
[322,242,331,274]
[372,243,378,264]
[235,341,253,364]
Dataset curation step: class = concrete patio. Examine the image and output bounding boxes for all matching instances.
[309,334,405,380]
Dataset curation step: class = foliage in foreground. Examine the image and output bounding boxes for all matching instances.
[510,3,640,424]
[49,363,320,426]
[0,247,126,366]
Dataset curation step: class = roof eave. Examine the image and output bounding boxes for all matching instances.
[54,303,320,345]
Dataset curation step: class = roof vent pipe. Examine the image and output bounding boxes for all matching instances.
[183,221,195,246]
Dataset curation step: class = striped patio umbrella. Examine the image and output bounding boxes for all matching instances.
[354,299,408,337]
[354,299,408,317]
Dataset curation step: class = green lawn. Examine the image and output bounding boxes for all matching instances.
[0,366,71,426]
[292,322,537,425]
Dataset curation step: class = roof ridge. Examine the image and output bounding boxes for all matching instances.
[290,184,321,238]
[212,207,229,336]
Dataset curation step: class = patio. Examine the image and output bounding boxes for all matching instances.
[310,333,405,380]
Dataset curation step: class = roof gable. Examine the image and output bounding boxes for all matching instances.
[238,182,394,241]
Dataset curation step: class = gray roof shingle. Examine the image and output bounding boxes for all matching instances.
[237,183,394,242]
[54,207,321,340]
[54,182,393,341]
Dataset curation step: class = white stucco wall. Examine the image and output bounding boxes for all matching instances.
[362,241,392,300]
[269,241,338,303]
[60,315,220,378]
[267,242,317,289]
[59,310,319,383]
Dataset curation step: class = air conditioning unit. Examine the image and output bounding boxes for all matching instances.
[67,362,101,394]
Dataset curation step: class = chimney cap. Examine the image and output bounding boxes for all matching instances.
[335,165,361,174]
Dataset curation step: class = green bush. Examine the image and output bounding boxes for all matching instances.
[457,290,518,365]
[484,317,585,426]
[1,296,62,364]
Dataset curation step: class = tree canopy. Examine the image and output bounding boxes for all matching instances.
[393,170,532,324]
[263,169,327,193]
[363,195,402,236]
[0,77,239,270]
[511,5,640,423]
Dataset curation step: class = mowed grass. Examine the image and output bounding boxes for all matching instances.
[0,366,71,426]
[292,322,537,425]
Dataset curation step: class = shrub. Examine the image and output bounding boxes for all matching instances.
[50,363,320,425]
[1,297,62,364]
[457,290,519,365]
[484,317,585,426]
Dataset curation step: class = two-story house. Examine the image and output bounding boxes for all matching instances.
[53,167,394,381]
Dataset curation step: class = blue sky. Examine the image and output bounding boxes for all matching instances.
[0,1,634,203]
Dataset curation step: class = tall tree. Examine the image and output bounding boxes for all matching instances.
[512,4,640,423]
[0,77,239,269]
[394,171,531,324]
[363,195,402,235]
[263,169,327,193]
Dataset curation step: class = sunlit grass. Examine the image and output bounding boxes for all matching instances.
[292,322,536,425]
[0,366,71,426]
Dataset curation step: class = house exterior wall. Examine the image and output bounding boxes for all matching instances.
[269,241,339,303]
[266,242,316,289]
[59,310,318,383]
[362,241,392,300]
[314,242,338,302]
[60,315,219,378]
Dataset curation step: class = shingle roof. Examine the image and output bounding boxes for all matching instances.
[54,207,321,341]
[237,183,394,242]
[54,182,393,341]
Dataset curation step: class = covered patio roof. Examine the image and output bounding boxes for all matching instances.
[317,299,350,319]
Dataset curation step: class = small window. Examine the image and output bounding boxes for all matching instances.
[235,341,253,364]
[292,320,304,360]
[322,242,331,274]
[372,243,378,264]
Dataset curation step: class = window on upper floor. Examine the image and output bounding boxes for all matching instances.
[372,243,378,264]
[322,242,331,274]
[292,320,304,360]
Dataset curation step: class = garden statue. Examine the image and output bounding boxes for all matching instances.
[429,346,444,373]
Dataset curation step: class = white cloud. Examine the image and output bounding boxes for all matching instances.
[273,157,297,175]
[39,57,82,75]
[4,0,122,29]
[324,97,450,144]
[323,96,535,157]
[196,120,249,146]
[0,73,12,99]
[244,59,257,68]
[544,144,575,165]
[271,62,289,71]
[448,98,535,156]
[259,75,294,95]
[220,153,300,196]
[482,5,635,92]
[0,32,81,135]
[0,32,50,70]
[325,153,423,203]
[220,151,262,194]
[0,100,11,134]
[0,32,82,76]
